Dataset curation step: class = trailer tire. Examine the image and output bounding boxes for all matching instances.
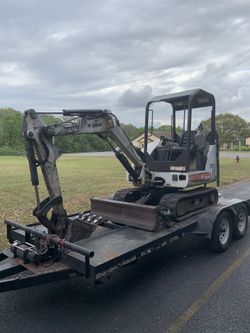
[211,211,233,252]
[233,204,248,240]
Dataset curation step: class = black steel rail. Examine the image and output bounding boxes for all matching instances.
[5,219,94,259]
[5,219,95,277]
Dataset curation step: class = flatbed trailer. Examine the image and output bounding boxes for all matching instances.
[0,197,249,293]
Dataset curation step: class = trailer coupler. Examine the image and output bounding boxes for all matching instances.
[0,219,96,293]
[5,219,94,259]
[0,249,78,293]
[10,240,60,265]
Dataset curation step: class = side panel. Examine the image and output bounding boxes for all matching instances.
[205,145,217,177]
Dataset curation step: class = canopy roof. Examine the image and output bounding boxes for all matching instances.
[148,88,215,111]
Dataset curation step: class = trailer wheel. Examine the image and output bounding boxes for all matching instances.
[211,211,233,252]
[233,204,248,240]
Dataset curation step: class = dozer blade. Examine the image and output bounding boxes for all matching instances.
[91,197,159,231]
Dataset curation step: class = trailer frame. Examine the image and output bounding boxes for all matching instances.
[0,197,249,293]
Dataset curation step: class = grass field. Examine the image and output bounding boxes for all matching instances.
[1,155,250,248]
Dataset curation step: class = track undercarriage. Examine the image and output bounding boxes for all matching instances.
[90,186,219,231]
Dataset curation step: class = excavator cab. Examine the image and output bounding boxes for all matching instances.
[143,89,219,188]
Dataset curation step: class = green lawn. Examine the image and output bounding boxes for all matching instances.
[0,155,250,248]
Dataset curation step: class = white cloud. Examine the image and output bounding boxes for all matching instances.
[0,62,38,86]
[117,85,153,108]
[0,0,249,126]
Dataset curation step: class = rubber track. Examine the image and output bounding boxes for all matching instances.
[112,188,140,201]
[159,188,218,222]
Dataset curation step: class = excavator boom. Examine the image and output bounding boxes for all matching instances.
[22,108,144,240]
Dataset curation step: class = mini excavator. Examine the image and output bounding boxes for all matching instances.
[22,89,219,242]
[1,88,248,292]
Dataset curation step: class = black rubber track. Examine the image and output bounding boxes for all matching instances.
[159,187,218,221]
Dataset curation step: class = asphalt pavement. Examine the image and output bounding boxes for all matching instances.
[64,151,250,159]
[220,151,250,159]
[1,181,250,333]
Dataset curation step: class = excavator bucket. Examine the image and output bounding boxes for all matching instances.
[91,197,159,231]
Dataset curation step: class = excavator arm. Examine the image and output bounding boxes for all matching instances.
[22,108,144,240]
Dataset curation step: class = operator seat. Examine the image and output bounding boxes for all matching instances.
[179,130,196,147]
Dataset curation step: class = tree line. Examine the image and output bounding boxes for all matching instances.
[0,108,144,155]
[203,113,250,148]
[0,107,250,155]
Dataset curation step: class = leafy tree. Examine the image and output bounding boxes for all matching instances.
[40,114,62,125]
[157,124,182,133]
[203,113,250,146]
[3,107,249,154]
[121,124,144,140]
[0,108,23,148]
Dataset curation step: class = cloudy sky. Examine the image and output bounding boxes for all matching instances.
[0,0,250,126]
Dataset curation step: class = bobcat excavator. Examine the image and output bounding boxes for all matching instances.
[22,88,219,242]
[2,88,247,293]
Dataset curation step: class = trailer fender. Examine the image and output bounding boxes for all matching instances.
[192,198,249,239]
